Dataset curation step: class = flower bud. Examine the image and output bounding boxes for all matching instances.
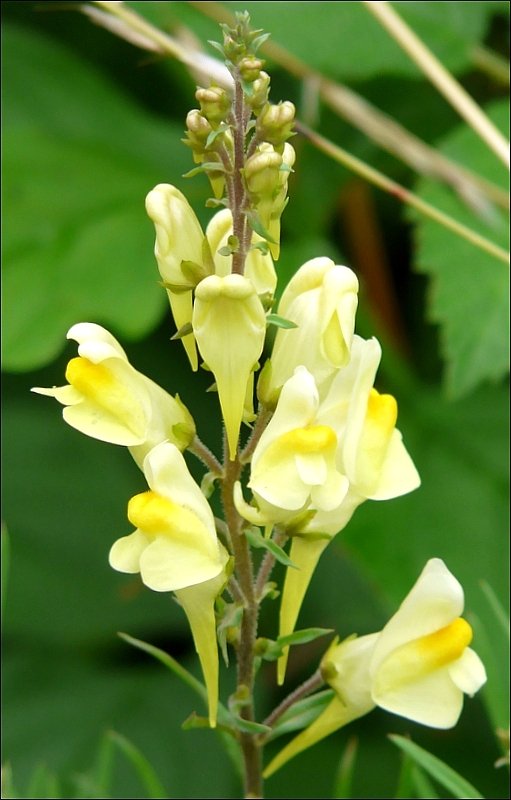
[244,147,282,197]
[184,109,213,160]
[239,56,264,82]
[192,274,266,460]
[195,85,231,126]
[257,101,295,147]
[146,184,208,370]
[247,71,271,113]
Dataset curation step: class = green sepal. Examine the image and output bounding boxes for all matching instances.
[180,260,208,285]
[244,526,296,568]
[201,471,219,499]
[160,280,192,295]
[266,313,298,329]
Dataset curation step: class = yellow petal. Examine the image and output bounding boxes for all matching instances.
[193,275,266,459]
[175,560,228,727]
[263,696,370,778]
[277,536,331,684]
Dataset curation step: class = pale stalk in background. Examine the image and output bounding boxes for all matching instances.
[363,0,510,169]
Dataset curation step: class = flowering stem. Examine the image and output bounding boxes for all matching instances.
[230,71,250,275]
[221,440,262,797]
[254,529,288,602]
[189,435,223,475]
[240,406,273,464]
[261,668,325,737]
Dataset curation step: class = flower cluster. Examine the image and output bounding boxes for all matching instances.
[31,12,486,787]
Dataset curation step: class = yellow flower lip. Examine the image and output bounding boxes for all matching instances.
[416,617,472,668]
[127,491,177,535]
[375,617,473,694]
[65,356,147,437]
[278,425,337,454]
[366,388,398,432]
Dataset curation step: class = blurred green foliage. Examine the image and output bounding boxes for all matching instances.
[2,2,509,798]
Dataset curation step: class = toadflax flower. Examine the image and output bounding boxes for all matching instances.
[31,323,195,470]
[246,365,348,521]
[192,274,267,460]
[261,257,359,402]
[109,441,229,727]
[277,335,420,683]
[264,558,487,778]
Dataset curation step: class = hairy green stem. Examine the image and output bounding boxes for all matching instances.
[221,441,262,797]
[261,669,325,736]
[189,435,223,475]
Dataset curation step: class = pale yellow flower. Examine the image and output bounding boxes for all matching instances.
[109,441,228,726]
[31,323,195,469]
[264,559,487,778]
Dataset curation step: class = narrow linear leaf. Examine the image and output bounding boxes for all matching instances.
[389,735,485,799]
[333,736,358,799]
[118,632,207,702]
[244,527,296,568]
[93,732,116,797]
[479,580,510,640]
[268,689,335,741]
[1,524,9,622]
[107,730,167,799]
[26,763,61,799]
[276,627,334,649]
[232,716,272,735]
[411,765,440,799]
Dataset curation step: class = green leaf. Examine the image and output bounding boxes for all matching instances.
[389,735,485,799]
[231,717,272,735]
[118,632,207,703]
[267,689,335,741]
[106,730,167,799]
[276,627,334,649]
[479,579,510,640]
[2,22,196,372]
[333,736,358,799]
[262,628,333,661]
[26,763,61,799]
[411,99,509,397]
[266,313,298,329]
[411,766,440,799]
[244,527,296,568]
[1,524,9,624]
